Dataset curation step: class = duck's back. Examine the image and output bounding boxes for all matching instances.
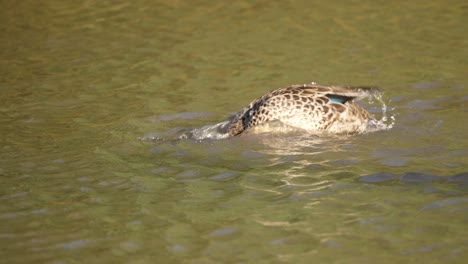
[227,84,377,136]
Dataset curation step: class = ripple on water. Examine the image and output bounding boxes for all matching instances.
[56,239,89,250]
[210,227,239,238]
[169,244,187,253]
[403,98,450,110]
[411,80,441,90]
[360,172,468,184]
[119,241,141,253]
[146,112,213,122]
[421,197,468,211]
[209,171,240,181]
[359,173,396,183]
[400,172,443,183]
[175,169,203,182]
[447,173,468,183]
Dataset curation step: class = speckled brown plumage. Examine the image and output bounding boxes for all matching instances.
[227,83,380,136]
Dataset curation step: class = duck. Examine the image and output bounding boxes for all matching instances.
[180,83,386,140]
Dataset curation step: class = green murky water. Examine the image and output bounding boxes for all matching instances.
[1,1,467,263]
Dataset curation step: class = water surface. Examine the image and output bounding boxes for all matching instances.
[1,0,467,263]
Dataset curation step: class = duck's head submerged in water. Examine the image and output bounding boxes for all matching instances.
[180,83,389,140]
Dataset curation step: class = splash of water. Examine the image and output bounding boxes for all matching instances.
[366,89,396,131]
[178,120,231,140]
